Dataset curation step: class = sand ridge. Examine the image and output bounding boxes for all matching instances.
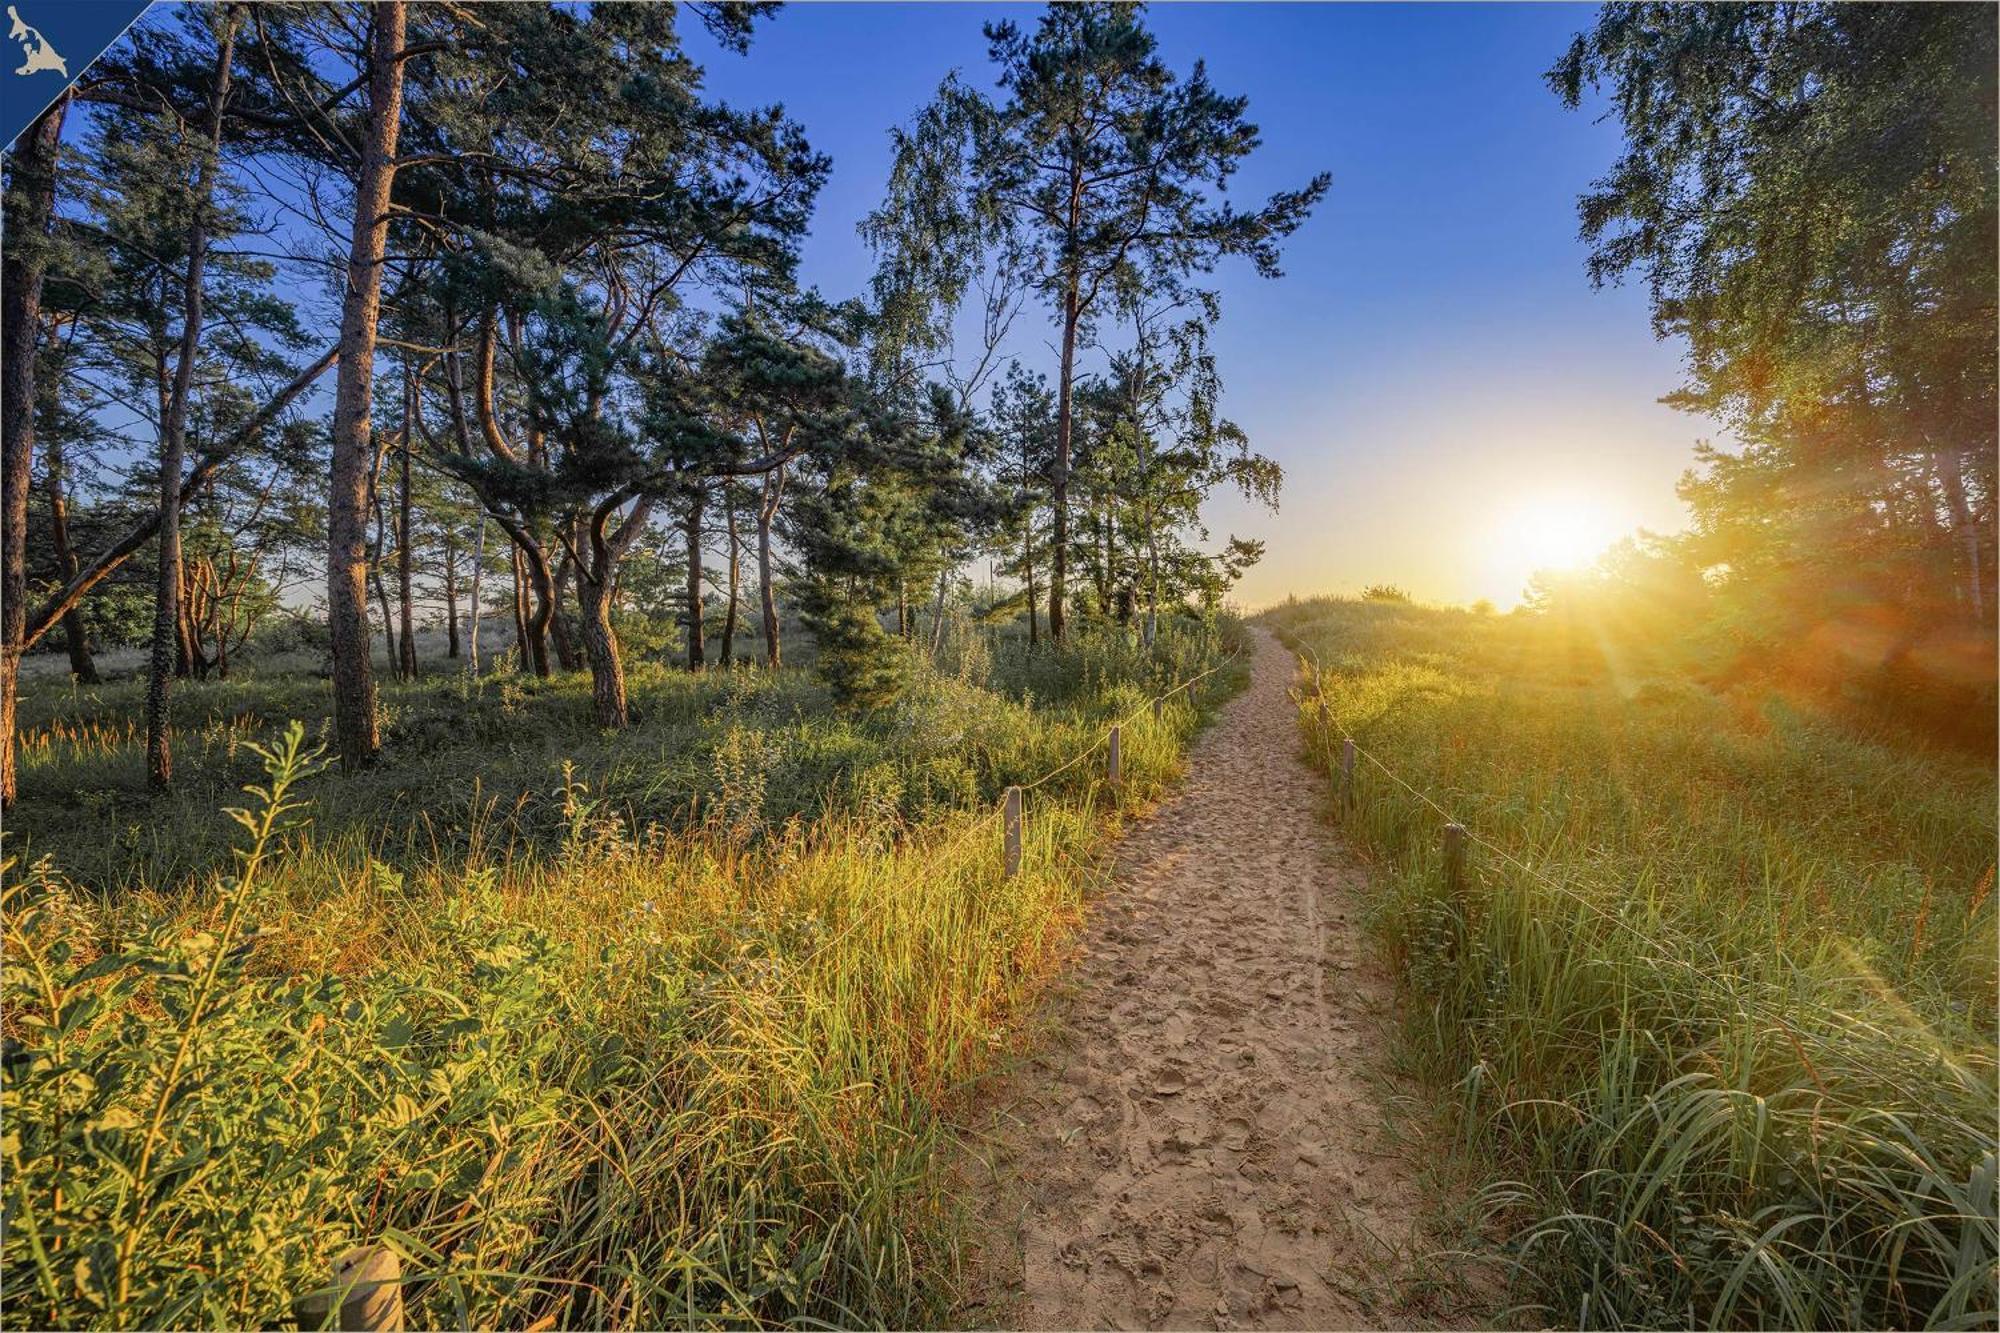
[968,627,1432,1331]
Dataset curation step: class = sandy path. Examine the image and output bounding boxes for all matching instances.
[966,627,1431,1331]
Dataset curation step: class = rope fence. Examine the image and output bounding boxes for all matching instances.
[1278,631,1946,1058]
[998,646,1241,866]
[796,640,1243,969]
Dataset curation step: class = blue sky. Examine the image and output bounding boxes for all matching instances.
[691,3,1725,608]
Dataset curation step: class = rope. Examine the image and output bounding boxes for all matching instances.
[796,638,1242,969]
[1013,648,1240,793]
[1280,632,1963,1061]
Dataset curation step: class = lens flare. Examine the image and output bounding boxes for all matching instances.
[1475,490,1626,605]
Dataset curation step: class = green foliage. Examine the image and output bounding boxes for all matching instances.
[8,619,1226,896]
[1523,534,1997,752]
[1265,596,1998,1330]
[794,586,912,712]
[1067,300,1281,620]
[1551,3,1996,646]
[23,493,153,652]
[782,382,995,708]
[865,1,1327,644]
[976,3,1331,301]
[4,626,1242,1329]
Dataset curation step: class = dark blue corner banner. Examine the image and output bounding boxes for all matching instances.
[2,0,152,151]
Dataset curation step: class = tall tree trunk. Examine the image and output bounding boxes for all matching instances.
[1145,532,1159,648]
[24,347,335,655]
[396,376,416,680]
[146,16,237,788]
[176,583,204,679]
[550,541,581,671]
[327,0,406,768]
[720,493,740,666]
[521,539,553,676]
[1937,445,1987,625]
[154,349,174,679]
[510,543,530,672]
[466,515,484,673]
[44,433,98,683]
[172,582,192,678]
[684,487,705,671]
[369,450,396,671]
[1101,511,1118,621]
[1050,281,1078,643]
[576,498,650,728]
[759,464,784,668]
[188,561,217,679]
[459,317,551,679]
[443,525,459,659]
[577,573,629,727]
[373,568,396,672]
[1134,330,1158,651]
[1024,494,1039,647]
[0,96,65,808]
[929,567,949,653]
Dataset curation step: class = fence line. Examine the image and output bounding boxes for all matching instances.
[1278,632,1955,1061]
[1011,651,1238,795]
[797,640,1242,969]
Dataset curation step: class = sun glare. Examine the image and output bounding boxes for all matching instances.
[1509,494,1621,571]
[1476,490,1625,604]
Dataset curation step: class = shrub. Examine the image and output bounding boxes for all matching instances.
[3,728,570,1328]
[248,610,333,658]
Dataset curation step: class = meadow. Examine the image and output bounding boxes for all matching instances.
[1,618,1246,1329]
[1262,596,1998,1330]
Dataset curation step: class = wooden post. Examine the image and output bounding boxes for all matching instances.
[296,1245,403,1332]
[1443,823,1466,900]
[1003,786,1022,878]
[1339,738,1356,812]
[1108,724,1122,787]
[1152,694,1163,723]
[1316,693,1330,735]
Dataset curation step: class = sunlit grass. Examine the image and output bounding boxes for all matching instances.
[2,620,1246,1329]
[1264,595,1997,1330]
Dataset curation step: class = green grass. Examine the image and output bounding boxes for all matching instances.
[9,621,1228,895]
[1262,595,1997,1330]
[2,617,1247,1329]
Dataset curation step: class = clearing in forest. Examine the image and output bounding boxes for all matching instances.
[964,628,1444,1331]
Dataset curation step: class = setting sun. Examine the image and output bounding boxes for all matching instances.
[1506,492,1623,571]
[1472,490,1627,606]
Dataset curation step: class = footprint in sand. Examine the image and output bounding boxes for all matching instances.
[969,629,1436,1331]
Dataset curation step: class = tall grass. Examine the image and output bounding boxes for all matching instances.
[1263,596,1997,1330]
[8,618,1231,895]
[2,620,1244,1328]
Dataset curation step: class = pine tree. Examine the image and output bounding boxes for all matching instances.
[988,362,1057,644]
[385,3,824,721]
[0,96,66,809]
[893,3,1326,640]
